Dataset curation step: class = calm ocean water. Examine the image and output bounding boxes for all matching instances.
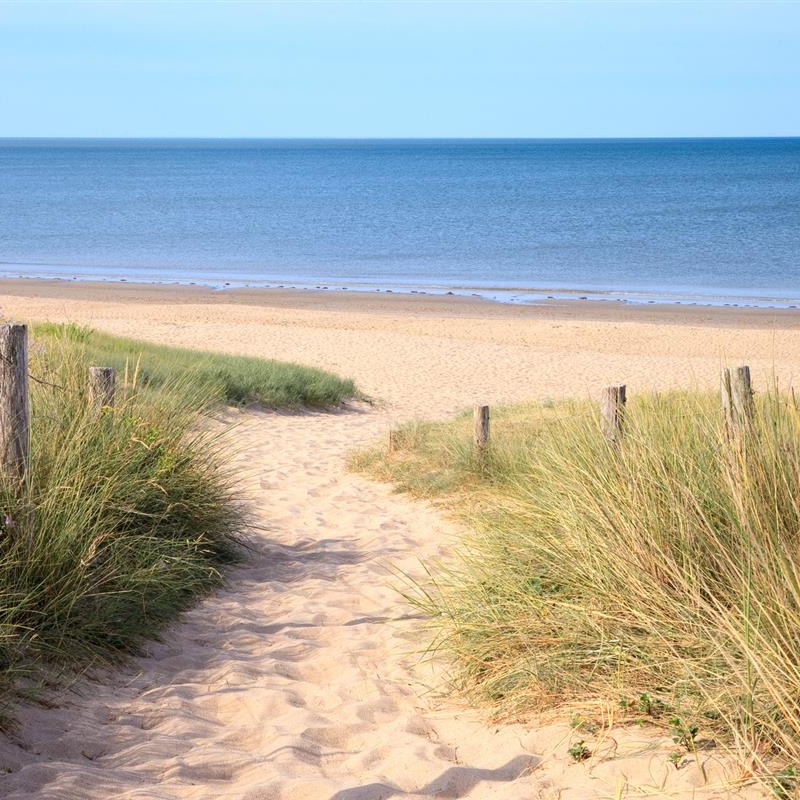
[1,138,798,306]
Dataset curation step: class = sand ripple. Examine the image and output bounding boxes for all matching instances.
[0,407,548,799]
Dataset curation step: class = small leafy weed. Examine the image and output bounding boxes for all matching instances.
[670,716,698,750]
[568,740,591,762]
[668,750,685,769]
[638,693,667,716]
[619,692,668,718]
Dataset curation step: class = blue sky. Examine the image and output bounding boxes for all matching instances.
[1,1,798,137]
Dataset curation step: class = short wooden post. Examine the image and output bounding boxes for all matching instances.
[601,385,626,447]
[0,324,30,483]
[88,367,115,409]
[474,404,490,451]
[388,429,395,453]
[721,366,753,444]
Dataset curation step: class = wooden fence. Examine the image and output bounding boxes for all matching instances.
[470,367,754,452]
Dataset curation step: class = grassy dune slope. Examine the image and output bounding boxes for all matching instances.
[0,323,359,719]
[353,392,800,783]
[34,322,360,408]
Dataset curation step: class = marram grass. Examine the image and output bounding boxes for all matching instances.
[0,323,358,722]
[0,330,243,700]
[33,322,360,408]
[352,391,800,782]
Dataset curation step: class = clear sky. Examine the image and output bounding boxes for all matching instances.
[1,0,798,138]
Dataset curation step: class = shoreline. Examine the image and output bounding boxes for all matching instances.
[3,276,800,330]
[2,270,800,311]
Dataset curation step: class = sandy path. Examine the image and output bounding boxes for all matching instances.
[2,407,544,799]
[0,283,782,797]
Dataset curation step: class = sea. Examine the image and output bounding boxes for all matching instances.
[1,138,798,307]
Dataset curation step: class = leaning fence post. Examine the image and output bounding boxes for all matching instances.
[721,365,753,446]
[601,385,626,447]
[88,367,116,409]
[473,404,490,452]
[0,324,30,484]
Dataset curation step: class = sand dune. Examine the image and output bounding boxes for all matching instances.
[1,281,789,798]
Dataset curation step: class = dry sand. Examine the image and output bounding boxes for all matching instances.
[2,279,798,799]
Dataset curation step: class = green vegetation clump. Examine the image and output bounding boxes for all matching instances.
[0,323,358,717]
[34,323,359,408]
[352,391,800,773]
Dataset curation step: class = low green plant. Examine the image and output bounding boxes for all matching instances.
[638,693,667,717]
[668,750,685,769]
[670,716,699,751]
[619,692,668,718]
[568,740,591,762]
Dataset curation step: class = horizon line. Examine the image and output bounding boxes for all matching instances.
[1,135,799,141]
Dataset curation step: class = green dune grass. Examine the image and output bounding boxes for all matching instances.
[352,391,800,784]
[32,322,360,408]
[0,323,359,722]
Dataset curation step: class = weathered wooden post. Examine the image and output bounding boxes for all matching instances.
[721,365,754,446]
[474,404,490,452]
[88,366,116,409]
[0,324,30,483]
[601,385,626,447]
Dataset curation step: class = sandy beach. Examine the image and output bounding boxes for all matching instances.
[2,279,799,417]
[2,279,797,798]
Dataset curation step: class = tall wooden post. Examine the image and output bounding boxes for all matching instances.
[721,366,753,445]
[88,367,116,409]
[0,324,30,483]
[601,385,626,447]
[474,405,490,452]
